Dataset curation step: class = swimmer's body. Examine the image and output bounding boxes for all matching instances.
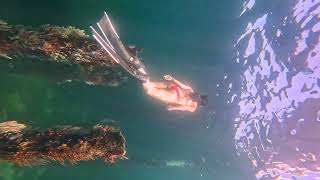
[91,12,208,112]
[143,75,207,112]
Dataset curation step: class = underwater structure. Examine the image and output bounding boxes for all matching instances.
[0,20,127,86]
[0,121,126,166]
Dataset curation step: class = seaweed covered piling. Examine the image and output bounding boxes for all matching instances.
[0,20,127,86]
[0,121,127,166]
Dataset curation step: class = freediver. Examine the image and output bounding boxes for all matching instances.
[91,12,208,112]
[143,75,207,112]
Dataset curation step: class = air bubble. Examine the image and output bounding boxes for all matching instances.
[290,129,297,135]
[317,111,320,121]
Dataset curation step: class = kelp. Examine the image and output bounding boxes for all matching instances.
[0,20,127,86]
[0,121,127,166]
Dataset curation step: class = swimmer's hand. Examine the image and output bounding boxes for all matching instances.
[163,74,194,92]
[163,75,173,81]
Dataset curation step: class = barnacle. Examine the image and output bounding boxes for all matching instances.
[0,20,126,86]
[0,121,126,166]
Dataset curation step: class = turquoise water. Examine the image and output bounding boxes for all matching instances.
[0,0,276,179]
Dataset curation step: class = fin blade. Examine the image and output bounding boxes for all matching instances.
[104,12,120,38]
[91,12,149,82]
[91,26,120,63]
[96,22,114,49]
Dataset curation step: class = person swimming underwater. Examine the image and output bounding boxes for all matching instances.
[143,75,208,112]
[91,12,208,112]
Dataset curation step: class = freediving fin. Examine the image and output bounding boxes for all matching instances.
[97,12,147,71]
[127,45,143,57]
[91,12,149,82]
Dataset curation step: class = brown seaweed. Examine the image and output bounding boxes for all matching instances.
[0,20,127,86]
[0,121,127,166]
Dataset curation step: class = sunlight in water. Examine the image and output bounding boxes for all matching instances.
[234,0,320,179]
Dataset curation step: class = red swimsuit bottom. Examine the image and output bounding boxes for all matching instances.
[169,84,180,100]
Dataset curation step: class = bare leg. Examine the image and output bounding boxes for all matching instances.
[143,81,168,97]
[150,82,168,89]
[143,81,167,89]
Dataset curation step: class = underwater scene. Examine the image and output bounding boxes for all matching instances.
[0,0,319,179]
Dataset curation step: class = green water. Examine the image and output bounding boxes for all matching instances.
[0,0,254,179]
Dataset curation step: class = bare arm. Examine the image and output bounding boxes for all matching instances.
[172,78,193,92]
[163,75,194,92]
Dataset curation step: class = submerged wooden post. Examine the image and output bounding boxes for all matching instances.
[0,20,127,86]
[0,121,127,166]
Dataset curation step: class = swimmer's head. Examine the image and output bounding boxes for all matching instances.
[190,93,208,107]
[199,95,208,107]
